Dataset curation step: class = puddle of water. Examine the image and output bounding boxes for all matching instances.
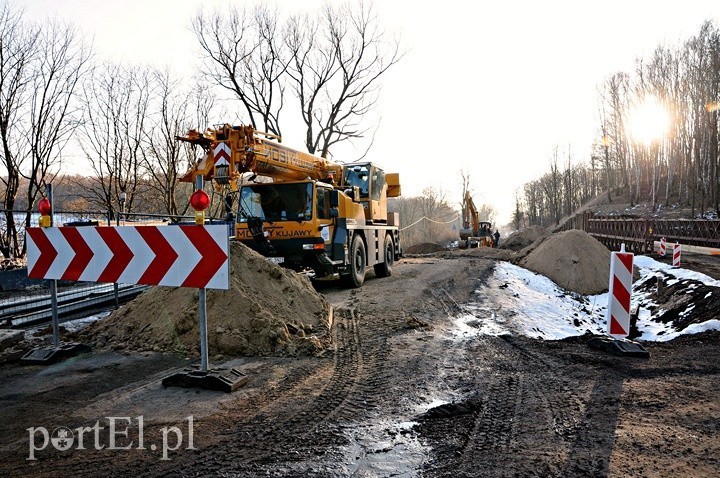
[341,417,429,477]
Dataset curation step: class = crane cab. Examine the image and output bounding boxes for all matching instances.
[342,162,401,224]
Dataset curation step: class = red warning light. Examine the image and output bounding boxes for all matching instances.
[190,190,210,211]
[38,198,52,216]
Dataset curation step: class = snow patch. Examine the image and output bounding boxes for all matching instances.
[450,255,720,343]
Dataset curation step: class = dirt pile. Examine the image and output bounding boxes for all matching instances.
[500,225,550,251]
[405,243,447,254]
[447,247,514,262]
[520,229,610,295]
[81,242,332,357]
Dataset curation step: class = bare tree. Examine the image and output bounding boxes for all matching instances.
[142,72,215,219]
[78,63,152,218]
[0,2,89,257]
[0,1,35,257]
[542,148,562,225]
[513,190,525,230]
[20,19,90,252]
[286,0,401,157]
[193,4,287,137]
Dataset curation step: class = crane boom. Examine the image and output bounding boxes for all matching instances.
[177,124,342,187]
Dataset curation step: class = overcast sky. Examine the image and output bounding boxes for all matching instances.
[22,0,720,225]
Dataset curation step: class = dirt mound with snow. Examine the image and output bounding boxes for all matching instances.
[405,243,447,254]
[520,230,610,295]
[500,225,550,251]
[81,242,332,357]
[633,272,720,339]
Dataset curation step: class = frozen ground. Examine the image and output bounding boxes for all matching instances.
[452,255,720,341]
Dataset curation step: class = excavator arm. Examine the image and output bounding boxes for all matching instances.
[462,191,479,236]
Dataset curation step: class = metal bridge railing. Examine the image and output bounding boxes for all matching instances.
[580,216,720,253]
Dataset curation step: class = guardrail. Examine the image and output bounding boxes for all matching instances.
[1,283,149,328]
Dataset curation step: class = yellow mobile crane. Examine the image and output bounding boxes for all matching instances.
[178,124,402,287]
[459,191,494,248]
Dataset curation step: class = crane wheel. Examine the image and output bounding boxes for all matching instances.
[342,235,366,288]
[373,234,394,278]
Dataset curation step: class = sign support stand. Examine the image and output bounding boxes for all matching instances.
[47,184,60,348]
[50,281,59,347]
[21,183,92,365]
[161,175,248,392]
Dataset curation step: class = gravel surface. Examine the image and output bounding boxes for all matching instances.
[0,253,718,477]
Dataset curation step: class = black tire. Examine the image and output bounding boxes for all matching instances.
[342,235,366,288]
[373,234,394,278]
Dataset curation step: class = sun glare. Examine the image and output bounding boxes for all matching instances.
[627,95,671,144]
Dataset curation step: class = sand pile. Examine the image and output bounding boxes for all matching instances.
[405,243,447,254]
[81,242,332,357]
[519,229,610,295]
[500,225,550,251]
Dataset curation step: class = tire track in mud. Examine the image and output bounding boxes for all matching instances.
[150,306,390,475]
[421,335,590,477]
[306,307,363,425]
[460,372,522,457]
[497,335,585,441]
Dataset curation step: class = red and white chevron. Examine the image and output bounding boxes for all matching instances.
[26,225,229,290]
[214,142,231,166]
[606,249,633,338]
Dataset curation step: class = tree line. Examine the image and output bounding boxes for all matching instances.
[516,20,720,229]
[0,0,399,259]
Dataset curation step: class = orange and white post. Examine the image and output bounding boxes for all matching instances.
[607,244,634,338]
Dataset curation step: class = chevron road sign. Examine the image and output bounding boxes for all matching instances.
[213,142,231,166]
[26,225,229,290]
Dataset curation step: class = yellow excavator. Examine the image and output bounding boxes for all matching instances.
[459,191,494,248]
[178,124,401,287]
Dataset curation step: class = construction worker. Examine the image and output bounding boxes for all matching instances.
[493,230,500,247]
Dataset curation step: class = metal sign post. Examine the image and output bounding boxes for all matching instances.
[198,288,209,372]
[47,184,60,348]
[21,183,92,364]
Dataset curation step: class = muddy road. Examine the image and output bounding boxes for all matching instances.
[0,254,718,477]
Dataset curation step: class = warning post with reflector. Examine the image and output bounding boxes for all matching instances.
[673,242,682,267]
[588,243,650,358]
[607,244,633,338]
